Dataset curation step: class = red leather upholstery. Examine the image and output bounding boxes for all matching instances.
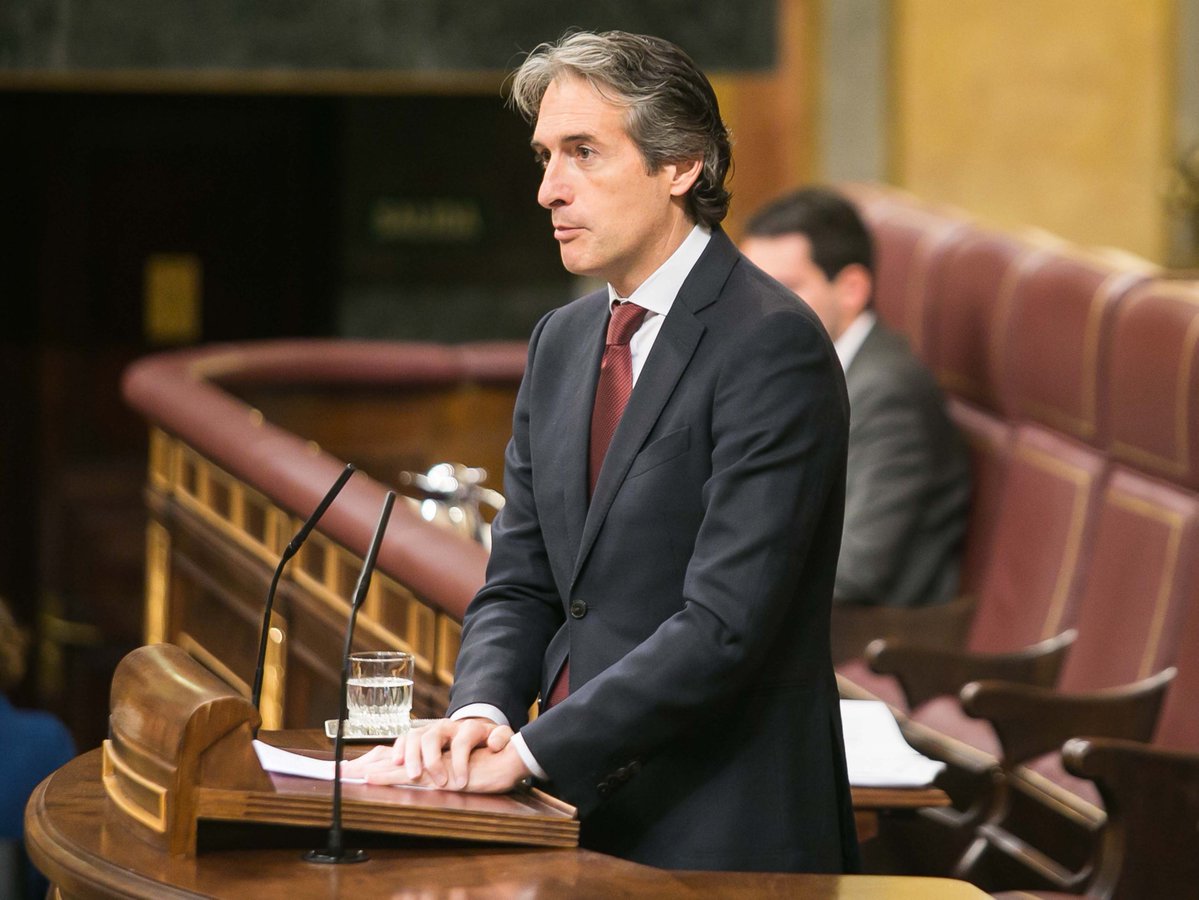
[948,400,1013,600]
[1155,565,1199,752]
[837,424,1102,711]
[924,230,1039,411]
[993,248,1149,447]
[1105,281,1199,493]
[965,426,1105,654]
[1056,469,1199,693]
[930,468,1199,796]
[839,185,1199,893]
[852,193,970,357]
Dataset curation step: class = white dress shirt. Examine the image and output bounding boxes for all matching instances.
[833,310,877,371]
[454,225,713,779]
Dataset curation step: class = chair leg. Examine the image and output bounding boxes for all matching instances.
[953,772,1101,893]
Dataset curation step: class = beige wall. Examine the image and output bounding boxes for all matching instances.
[892,0,1176,261]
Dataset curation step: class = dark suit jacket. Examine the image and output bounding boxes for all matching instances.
[449,230,859,873]
[838,321,971,607]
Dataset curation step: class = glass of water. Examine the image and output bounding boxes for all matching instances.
[346,650,414,736]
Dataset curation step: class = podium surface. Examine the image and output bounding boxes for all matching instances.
[28,748,987,899]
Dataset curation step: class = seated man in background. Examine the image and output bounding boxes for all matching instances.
[742,187,970,609]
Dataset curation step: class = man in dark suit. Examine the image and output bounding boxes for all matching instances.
[347,32,859,873]
[742,187,971,609]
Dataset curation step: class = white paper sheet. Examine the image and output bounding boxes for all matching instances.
[252,740,366,783]
[839,699,946,788]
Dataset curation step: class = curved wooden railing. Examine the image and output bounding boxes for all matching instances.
[122,339,527,728]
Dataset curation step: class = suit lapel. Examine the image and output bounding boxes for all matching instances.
[570,229,738,585]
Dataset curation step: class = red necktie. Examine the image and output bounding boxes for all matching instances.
[546,301,648,708]
[588,301,649,496]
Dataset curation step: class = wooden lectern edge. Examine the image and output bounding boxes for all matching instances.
[194,785,578,848]
[528,785,578,817]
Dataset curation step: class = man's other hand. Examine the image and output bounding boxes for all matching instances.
[339,717,523,791]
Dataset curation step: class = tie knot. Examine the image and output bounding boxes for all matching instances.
[607,302,648,346]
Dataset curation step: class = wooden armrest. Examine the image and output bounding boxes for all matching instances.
[1061,736,1199,899]
[1064,734,1199,784]
[830,594,976,665]
[866,629,1076,709]
[959,667,1176,767]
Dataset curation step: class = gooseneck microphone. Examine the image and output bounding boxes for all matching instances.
[305,489,396,865]
[251,463,356,731]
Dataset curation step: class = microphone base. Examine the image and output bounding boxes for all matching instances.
[303,848,369,864]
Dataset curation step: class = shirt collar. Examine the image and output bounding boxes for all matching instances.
[834,310,877,370]
[607,224,712,315]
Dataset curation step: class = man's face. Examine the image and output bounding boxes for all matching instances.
[741,233,846,339]
[532,75,696,297]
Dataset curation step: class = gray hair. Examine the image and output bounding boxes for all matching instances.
[509,30,732,228]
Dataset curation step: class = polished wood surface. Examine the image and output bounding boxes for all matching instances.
[27,748,987,899]
[271,728,951,815]
[264,728,945,846]
[264,727,949,841]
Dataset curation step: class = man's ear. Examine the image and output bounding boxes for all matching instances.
[667,158,703,197]
[835,264,873,318]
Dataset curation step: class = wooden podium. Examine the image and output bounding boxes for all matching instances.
[29,644,988,898]
[101,644,577,857]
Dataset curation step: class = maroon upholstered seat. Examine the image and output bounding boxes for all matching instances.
[949,281,1199,896]
[948,400,1012,601]
[1048,580,1199,900]
[1052,470,1198,694]
[842,185,971,357]
[860,242,1134,714]
[972,532,1199,898]
[1105,281,1199,493]
[846,425,1104,712]
[820,186,1196,895]
[1100,280,1199,756]
[923,229,1039,412]
[991,247,1149,449]
[971,281,1199,898]
[959,426,1105,656]
[951,466,1199,766]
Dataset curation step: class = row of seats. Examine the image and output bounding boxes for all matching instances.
[834,183,1199,898]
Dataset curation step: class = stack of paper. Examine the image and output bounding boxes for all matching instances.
[840,700,946,788]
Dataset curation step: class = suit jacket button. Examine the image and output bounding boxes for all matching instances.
[569,599,588,619]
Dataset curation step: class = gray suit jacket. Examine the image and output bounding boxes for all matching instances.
[838,320,971,607]
[449,230,859,873]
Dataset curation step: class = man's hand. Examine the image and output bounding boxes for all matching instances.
[456,740,533,793]
[340,717,524,791]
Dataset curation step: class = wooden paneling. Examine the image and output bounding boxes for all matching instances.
[236,384,518,490]
[716,0,821,237]
[144,429,470,728]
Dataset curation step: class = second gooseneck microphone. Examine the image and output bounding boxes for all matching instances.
[305,489,396,865]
